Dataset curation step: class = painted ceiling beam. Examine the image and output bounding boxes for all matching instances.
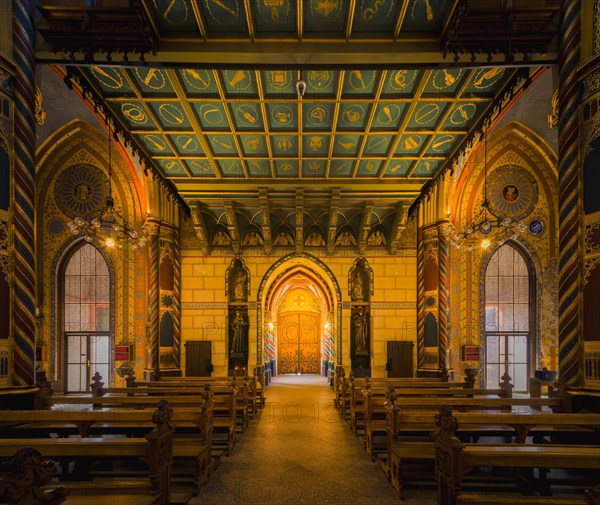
[259,188,272,255]
[389,202,409,255]
[327,188,340,255]
[190,202,210,255]
[358,201,374,256]
[224,201,241,255]
[295,188,304,255]
[35,41,557,67]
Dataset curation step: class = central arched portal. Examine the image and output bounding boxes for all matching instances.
[257,254,341,377]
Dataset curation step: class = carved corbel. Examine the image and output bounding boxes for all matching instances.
[259,188,272,255]
[295,189,304,255]
[358,201,374,255]
[191,202,210,255]
[327,188,340,255]
[224,201,240,255]
[388,202,408,255]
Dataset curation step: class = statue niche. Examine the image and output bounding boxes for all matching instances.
[350,259,370,303]
[228,259,248,303]
[229,306,248,356]
[351,307,370,355]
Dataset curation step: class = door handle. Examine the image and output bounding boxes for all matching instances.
[86,360,90,368]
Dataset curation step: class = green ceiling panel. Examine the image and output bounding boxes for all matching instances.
[271,135,298,156]
[246,159,272,177]
[159,159,187,177]
[146,0,199,33]
[178,69,219,96]
[262,70,297,95]
[207,134,238,155]
[395,134,425,155]
[426,134,460,155]
[301,70,339,96]
[88,66,133,94]
[200,0,248,34]
[303,0,347,32]
[230,102,264,130]
[401,0,452,33]
[303,134,330,156]
[338,103,370,130]
[240,135,268,156]
[333,134,361,156]
[275,160,299,177]
[267,103,297,130]
[371,103,406,129]
[186,159,216,177]
[357,159,383,176]
[443,102,482,130]
[194,102,230,129]
[253,1,296,33]
[342,70,378,95]
[220,69,258,96]
[384,160,412,177]
[139,134,173,155]
[169,134,205,156]
[329,159,354,177]
[424,68,465,94]
[303,103,334,130]
[302,159,327,178]
[219,159,245,178]
[407,102,446,128]
[412,159,441,177]
[353,0,398,32]
[468,68,507,94]
[130,68,175,95]
[150,102,191,129]
[116,101,155,129]
[364,134,394,155]
[382,69,420,96]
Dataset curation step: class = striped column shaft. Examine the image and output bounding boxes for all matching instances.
[12,0,36,386]
[172,230,181,369]
[416,226,425,368]
[147,221,160,373]
[557,0,582,386]
[437,226,449,371]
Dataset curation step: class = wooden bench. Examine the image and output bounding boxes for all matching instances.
[0,401,177,505]
[385,406,600,499]
[0,400,214,494]
[433,406,600,505]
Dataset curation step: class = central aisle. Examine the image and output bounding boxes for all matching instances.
[190,375,434,505]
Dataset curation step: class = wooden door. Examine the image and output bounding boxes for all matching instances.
[185,341,212,376]
[278,312,320,374]
[386,341,414,377]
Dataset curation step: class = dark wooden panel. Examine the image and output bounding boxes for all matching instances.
[185,341,212,377]
[387,341,413,378]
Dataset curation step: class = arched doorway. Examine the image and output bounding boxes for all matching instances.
[258,254,341,378]
[60,243,113,393]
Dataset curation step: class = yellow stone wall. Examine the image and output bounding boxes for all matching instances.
[180,250,417,378]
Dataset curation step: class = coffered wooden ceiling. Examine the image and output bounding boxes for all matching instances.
[37,0,559,255]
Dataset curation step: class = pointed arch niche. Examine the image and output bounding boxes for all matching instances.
[257,254,341,379]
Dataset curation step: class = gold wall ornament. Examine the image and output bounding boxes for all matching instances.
[158,103,185,125]
[34,85,46,126]
[91,66,123,89]
[0,211,10,283]
[310,0,341,17]
[548,89,558,129]
[135,68,166,90]
[183,69,212,90]
[121,103,148,125]
[584,218,600,286]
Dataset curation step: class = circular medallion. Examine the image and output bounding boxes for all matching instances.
[49,219,65,235]
[54,164,109,219]
[529,219,544,235]
[424,295,437,309]
[487,165,538,221]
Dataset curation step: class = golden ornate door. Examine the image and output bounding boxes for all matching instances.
[277,312,320,374]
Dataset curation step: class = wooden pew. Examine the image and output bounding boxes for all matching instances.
[385,404,600,499]
[0,400,214,493]
[433,406,600,505]
[0,401,176,505]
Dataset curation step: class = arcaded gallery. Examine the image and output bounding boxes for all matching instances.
[0,1,599,504]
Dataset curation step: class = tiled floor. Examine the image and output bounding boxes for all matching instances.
[189,375,435,505]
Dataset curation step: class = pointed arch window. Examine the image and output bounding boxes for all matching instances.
[63,243,111,393]
[484,243,534,392]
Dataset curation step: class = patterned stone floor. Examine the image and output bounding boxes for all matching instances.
[189,375,435,505]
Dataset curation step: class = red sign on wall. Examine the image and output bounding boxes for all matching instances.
[115,345,130,361]
[461,345,480,361]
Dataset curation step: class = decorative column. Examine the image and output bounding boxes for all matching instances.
[171,226,181,370]
[11,0,36,385]
[146,219,160,378]
[557,0,582,386]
